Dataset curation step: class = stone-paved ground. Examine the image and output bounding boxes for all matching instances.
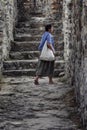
[0,77,82,130]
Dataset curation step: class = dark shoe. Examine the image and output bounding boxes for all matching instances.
[34,80,39,85]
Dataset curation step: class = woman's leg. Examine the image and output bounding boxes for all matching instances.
[48,76,54,84]
[48,61,54,84]
[34,75,40,85]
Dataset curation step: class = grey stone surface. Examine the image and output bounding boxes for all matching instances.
[63,0,87,128]
[0,0,87,129]
[0,0,17,82]
[0,76,82,130]
[0,0,17,60]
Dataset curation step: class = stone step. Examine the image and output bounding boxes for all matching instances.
[15,28,44,35]
[14,34,41,42]
[16,18,63,30]
[14,22,62,36]
[30,12,45,17]
[30,17,48,22]
[10,51,40,60]
[11,41,64,52]
[2,69,65,77]
[3,60,65,70]
[14,34,61,42]
[16,20,62,28]
[18,14,46,22]
[16,22,45,29]
[15,26,62,34]
[11,41,39,51]
[15,28,62,38]
[9,51,64,60]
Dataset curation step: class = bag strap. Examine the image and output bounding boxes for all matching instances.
[44,34,49,43]
[38,33,49,51]
[42,34,49,48]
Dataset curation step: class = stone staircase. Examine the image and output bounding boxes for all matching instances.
[2,1,65,77]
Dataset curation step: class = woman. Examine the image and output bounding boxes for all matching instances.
[34,24,55,85]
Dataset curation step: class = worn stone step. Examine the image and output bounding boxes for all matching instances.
[15,29,62,37]
[9,51,64,60]
[14,34,41,42]
[14,30,63,38]
[15,20,62,33]
[3,60,65,70]
[11,41,64,52]
[30,12,45,17]
[16,20,61,28]
[15,28,44,35]
[11,41,39,51]
[15,23,62,33]
[14,26,62,37]
[16,22,45,29]
[2,69,64,77]
[14,34,61,42]
[30,17,47,22]
[9,51,40,60]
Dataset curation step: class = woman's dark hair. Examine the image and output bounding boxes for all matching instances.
[45,24,52,31]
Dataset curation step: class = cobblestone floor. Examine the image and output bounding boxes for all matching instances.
[0,77,82,130]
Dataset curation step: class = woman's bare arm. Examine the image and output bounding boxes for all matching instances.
[47,43,52,50]
[47,43,55,54]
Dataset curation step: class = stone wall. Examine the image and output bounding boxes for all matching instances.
[2,0,17,60]
[0,0,17,80]
[63,0,83,88]
[0,1,4,79]
[63,0,74,80]
[0,1,17,59]
[80,0,87,127]
[63,0,87,128]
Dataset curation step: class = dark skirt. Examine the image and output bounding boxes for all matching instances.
[36,60,54,77]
